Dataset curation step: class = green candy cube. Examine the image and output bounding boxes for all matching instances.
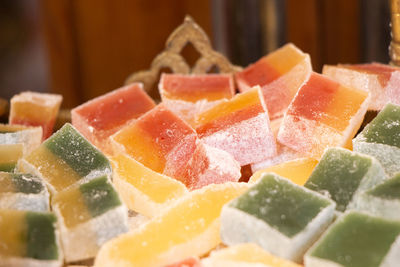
[305,211,400,267]
[220,173,336,263]
[305,147,386,212]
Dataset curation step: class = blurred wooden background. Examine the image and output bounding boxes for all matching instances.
[0,0,391,108]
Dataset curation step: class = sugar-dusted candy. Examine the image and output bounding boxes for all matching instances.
[250,157,318,186]
[202,243,301,267]
[0,123,42,155]
[305,211,400,267]
[353,103,400,176]
[111,104,197,181]
[159,73,235,123]
[235,43,311,120]
[110,153,188,218]
[0,172,49,211]
[0,144,23,172]
[304,147,386,212]
[0,209,62,267]
[165,257,201,267]
[220,173,335,263]
[194,88,276,166]
[71,83,155,154]
[19,123,111,194]
[278,72,370,159]
[354,173,400,221]
[183,142,241,190]
[9,91,62,140]
[52,176,128,262]
[323,63,400,110]
[94,182,249,267]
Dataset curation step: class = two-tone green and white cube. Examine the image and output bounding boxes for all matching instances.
[220,173,336,263]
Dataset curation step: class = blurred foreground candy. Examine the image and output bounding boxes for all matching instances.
[323,63,400,110]
[19,123,111,194]
[305,211,400,267]
[159,73,235,123]
[278,72,369,159]
[354,173,400,221]
[0,144,23,172]
[72,83,155,154]
[304,147,386,212]
[353,103,400,176]
[52,176,128,262]
[94,182,249,267]
[236,43,312,120]
[110,153,188,218]
[0,172,49,211]
[201,243,301,267]
[220,173,335,263]
[111,105,197,183]
[194,88,276,166]
[249,157,318,186]
[9,91,62,140]
[0,209,62,267]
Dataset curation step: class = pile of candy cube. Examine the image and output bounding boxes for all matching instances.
[2,43,400,267]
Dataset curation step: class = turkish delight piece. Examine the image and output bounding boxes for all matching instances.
[305,211,400,267]
[202,243,301,267]
[9,91,62,140]
[220,173,335,263]
[235,43,312,120]
[94,182,249,267]
[183,142,241,190]
[165,257,202,267]
[110,153,188,218]
[354,173,400,221]
[323,63,400,111]
[353,103,400,176]
[0,144,23,172]
[52,176,128,262]
[304,147,386,212]
[250,157,318,186]
[71,83,155,154]
[0,172,49,211]
[278,72,370,159]
[19,123,111,194]
[111,104,197,182]
[0,123,42,155]
[194,88,276,166]
[0,209,62,267]
[159,73,235,124]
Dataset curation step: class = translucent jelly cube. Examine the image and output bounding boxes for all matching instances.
[0,123,42,155]
[0,209,62,267]
[305,211,400,267]
[72,83,155,154]
[278,72,370,159]
[0,172,49,211]
[353,103,400,176]
[110,153,188,218]
[202,243,301,267]
[9,91,62,140]
[220,173,335,263]
[304,147,386,212]
[111,104,197,182]
[250,157,318,186]
[52,176,128,262]
[235,43,312,120]
[94,182,249,267]
[354,173,400,221]
[159,73,235,124]
[19,123,111,194]
[0,144,23,172]
[183,142,241,190]
[324,63,400,111]
[194,88,276,166]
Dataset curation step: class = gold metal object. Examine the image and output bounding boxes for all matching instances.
[125,16,241,94]
[390,0,400,65]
